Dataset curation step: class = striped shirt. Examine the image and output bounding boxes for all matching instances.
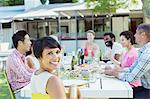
[6,49,34,91]
[118,42,150,89]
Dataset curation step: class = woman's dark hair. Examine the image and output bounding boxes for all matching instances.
[12,30,29,48]
[26,39,36,56]
[120,31,135,45]
[33,37,61,59]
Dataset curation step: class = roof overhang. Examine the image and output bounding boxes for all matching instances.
[13,2,143,20]
[13,9,59,20]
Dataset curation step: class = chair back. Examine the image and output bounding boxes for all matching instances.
[32,93,50,99]
[4,71,15,99]
[32,92,70,99]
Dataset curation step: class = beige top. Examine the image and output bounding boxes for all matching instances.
[31,71,53,94]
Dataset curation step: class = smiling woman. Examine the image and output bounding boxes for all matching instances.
[31,37,66,99]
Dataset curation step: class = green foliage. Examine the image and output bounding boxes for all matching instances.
[72,0,79,3]
[85,0,139,14]
[0,0,24,6]
[0,72,13,99]
[142,0,150,17]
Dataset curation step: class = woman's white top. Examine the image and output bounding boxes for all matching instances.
[31,71,54,94]
[26,55,40,69]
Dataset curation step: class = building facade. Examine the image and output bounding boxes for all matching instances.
[0,0,143,52]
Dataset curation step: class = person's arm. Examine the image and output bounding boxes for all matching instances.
[46,75,66,99]
[26,57,36,69]
[113,43,123,61]
[111,57,121,66]
[8,55,33,81]
[117,49,150,82]
[104,65,123,76]
[93,44,100,61]
[106,50,121,66]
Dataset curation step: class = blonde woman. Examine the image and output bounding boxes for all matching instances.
[83,30,100,63]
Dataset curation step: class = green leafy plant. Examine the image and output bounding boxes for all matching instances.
[0,0,24,6]
[85,0,139,13]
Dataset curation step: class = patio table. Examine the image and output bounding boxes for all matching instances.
[20,75,133,98]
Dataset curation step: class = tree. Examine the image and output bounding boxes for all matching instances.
[142,0,150,17]
[85,0,139,14]
[0,0,24,6]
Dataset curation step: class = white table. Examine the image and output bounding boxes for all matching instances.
[0,49,14,70]
[80,75,132,98]
[21,75,133,98]
[0,49,14,57]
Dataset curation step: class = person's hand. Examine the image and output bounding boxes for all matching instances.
[105,66,112,70]
[104,66,113,75]
[104,66,122,77]
[105,50,113,60]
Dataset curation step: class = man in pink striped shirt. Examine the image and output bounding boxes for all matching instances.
[6,30,34,99]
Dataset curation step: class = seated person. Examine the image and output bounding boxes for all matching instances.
[83,30,100,63]
[108,31,141,88]
[103,32,124,61]
[104,24,150,99]
[31,37,66,99]
[26,39,40,69]
[6,30,34,99]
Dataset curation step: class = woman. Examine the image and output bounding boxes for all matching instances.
[106,31,141,88]
[31,37,66,99]
[83,30,100,64]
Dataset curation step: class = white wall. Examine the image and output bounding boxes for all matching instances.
[24,0,42,11]
[112,17,129,42]
[70,19,77,33]
[14,22,27,31]
[60,19,77,33]
[0,28,13,48]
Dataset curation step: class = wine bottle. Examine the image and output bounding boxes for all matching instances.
[80,49,84,64]
[71,56,77,70]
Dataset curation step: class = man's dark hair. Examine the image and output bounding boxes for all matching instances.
[104,32,116,41]
[33,37,61,59]
[12,30,29,48]
[120,31,135,45]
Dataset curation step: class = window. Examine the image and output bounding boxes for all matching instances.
[129,18,143,35]
[2,23,11,28]
[77,17,111,39]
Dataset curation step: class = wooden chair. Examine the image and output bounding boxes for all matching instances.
[32,93,70,99]
[4,71,15,99]
[32,87,80,99]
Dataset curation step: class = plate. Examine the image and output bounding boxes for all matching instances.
[63,79,89,87]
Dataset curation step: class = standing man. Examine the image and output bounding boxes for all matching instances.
[6,30,34,99]
[103,32,123,61]
[105,23,150,99]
